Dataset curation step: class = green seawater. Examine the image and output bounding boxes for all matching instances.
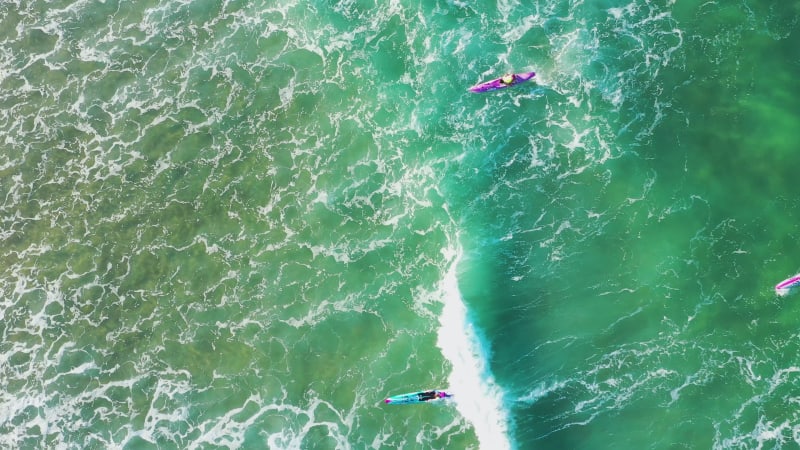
[1,0,799,449]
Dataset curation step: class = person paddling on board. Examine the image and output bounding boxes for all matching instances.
[418,390,438,402]
[500,73,515,85]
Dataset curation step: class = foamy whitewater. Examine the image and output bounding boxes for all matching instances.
[2,0,800,448]
[438,244,512,450]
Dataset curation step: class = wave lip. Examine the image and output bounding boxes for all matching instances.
[437,246,514,450]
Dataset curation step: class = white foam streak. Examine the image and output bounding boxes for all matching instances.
[189,394,265,450]
[437,245,513,450]
[519,379,569,405]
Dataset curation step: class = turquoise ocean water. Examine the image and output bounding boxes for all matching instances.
[2,0,799,448]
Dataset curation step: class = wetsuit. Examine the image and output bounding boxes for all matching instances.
[418,391,438,402]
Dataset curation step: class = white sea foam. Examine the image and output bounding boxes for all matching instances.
[518,378,569,405]
[437,244,514,450]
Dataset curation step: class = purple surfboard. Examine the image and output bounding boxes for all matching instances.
[776,273,800,296]
[468,71,536,93]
